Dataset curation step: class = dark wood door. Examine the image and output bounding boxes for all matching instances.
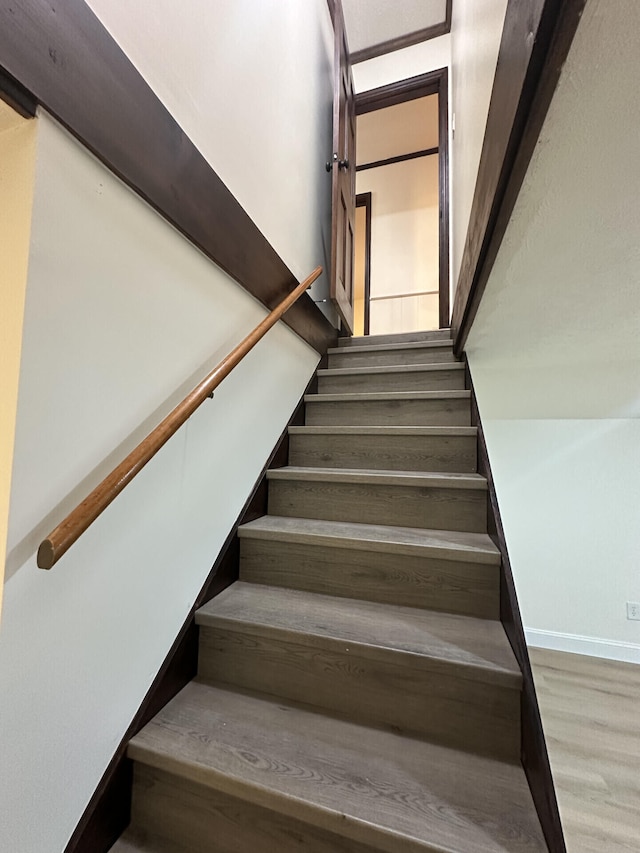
[328,3,356,335]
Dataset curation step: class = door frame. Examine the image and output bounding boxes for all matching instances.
[355,192,372,335]
[355,68,450,329]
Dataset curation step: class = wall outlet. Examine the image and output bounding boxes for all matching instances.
[627,602,640,621]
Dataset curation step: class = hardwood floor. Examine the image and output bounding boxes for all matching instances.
[529,648,640,852]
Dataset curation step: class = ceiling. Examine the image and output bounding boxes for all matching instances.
[343,0,449,59]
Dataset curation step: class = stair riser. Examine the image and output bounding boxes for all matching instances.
[288,433,477,473]
[318,368,465,394]
[130,764,382,853]
[198,627,520,761]
[268,480,487,533]
[328,348,455,369]
[306,398,471,427]
[239,539,500,619]
[339,330,451,347]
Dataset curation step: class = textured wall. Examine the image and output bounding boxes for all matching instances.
[467,0,640,661]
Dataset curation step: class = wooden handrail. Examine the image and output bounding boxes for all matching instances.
[37,266,323,570]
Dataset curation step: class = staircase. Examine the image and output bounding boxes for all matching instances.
[113,330,548,853]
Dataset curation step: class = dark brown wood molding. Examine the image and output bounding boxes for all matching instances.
[466,363,566,853]
[64,383,311,853]
[355,69,442,115]
[355,192,371,335]
[350,0,452,65]
[0,0,336,354]
[451,0,587,355]
[0,66,37,118]
[355,68,450,330]
[356,146,438,172]
[326,0,337,28]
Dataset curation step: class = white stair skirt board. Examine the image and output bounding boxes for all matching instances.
[526,628,640,665]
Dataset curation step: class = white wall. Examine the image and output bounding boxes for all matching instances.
[0,113,319,853]
[84,0,337,324]
[466,0,640,662]
[450,0,508,287]
[352,34,451,93]
[0,106,37,619]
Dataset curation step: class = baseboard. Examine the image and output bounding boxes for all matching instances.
[526,629,640,664]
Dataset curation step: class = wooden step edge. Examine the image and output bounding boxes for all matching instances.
[318,362,465,377]
[338,330,452,347]
[327,340,454,355]
[195,613,521,690]
[238,517,501,565]
[126,734,451,853]
[304,389,471,403]
[288,425,477,437]
[266,466,488,490]
[127,682,540,853]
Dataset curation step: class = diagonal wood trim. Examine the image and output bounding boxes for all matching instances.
[466,362,566,853]
[355,70,441,115]
[350,0,452,65]
[63,383,311,853]
[0,66,37,117]
[451,0,588,355]
[0,0,336,354]
[356,146,438,172]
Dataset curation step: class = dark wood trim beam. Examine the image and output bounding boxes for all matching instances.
[466,364,566,853]
[350,0,452,66]
[0,0,336,354]
[355,70,442,115]
[451,0,587,355]
[0,66,37,118]
[356,146,438,172]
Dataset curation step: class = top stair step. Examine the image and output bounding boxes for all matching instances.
[339,329,451,347]
[127,682,547,853]
[328,340,455,368]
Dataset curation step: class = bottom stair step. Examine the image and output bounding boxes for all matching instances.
[125,682,547,853]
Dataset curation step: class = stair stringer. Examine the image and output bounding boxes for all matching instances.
[466,360,566,853]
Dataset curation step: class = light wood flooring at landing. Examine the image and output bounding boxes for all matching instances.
[530,648,640,853]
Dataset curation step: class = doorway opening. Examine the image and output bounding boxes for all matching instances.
[353,69,449,336]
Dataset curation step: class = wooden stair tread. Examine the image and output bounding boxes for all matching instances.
[239,515,500,564]
[305,390,470,402]
[288,425,476,437]
[196,583,520,686]
[319,363,465,377]
[128,682,546,853]
[338,330,451,347]
[111,834,181,853]
[328,340,453,355]
[267,466,487,490]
